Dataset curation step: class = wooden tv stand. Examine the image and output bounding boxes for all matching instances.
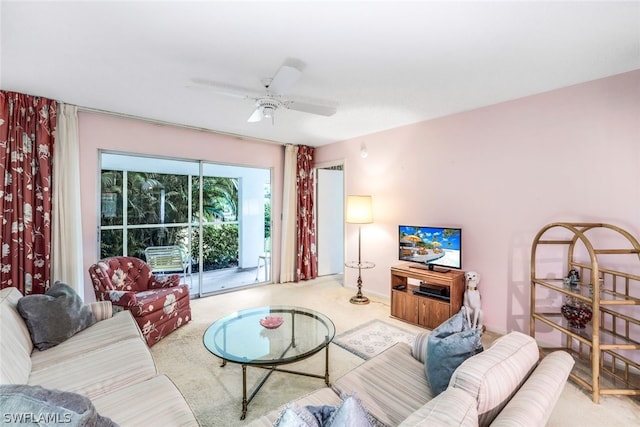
[390,263,465,329]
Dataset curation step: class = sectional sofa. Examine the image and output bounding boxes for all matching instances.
[248,330,574,426]
[0,286,198,426]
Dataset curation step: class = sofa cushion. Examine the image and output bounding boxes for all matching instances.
[0,287,33,384]
[30,310,143,371]
[449,331,540,427]
[333,342,432,426]
[399,387,478,427]
[0,384,116,427]
[425,308,483,395]
[91,374,199,426]
[29,337,157,399]
[17,282,96,350]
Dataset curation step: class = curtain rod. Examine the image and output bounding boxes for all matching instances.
[76,105,285,146]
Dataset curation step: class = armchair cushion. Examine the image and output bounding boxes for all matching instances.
[149,274,180,289]
[127,286,189,317]
[17,282,96,351]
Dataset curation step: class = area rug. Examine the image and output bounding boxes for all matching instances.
[332,319,417,360]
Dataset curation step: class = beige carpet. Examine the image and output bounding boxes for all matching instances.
[151,276,640,426]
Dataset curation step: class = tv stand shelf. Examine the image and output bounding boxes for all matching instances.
[390,263,465,329]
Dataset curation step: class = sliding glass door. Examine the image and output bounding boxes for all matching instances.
[99,152,271,297]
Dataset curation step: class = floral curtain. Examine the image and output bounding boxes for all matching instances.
[0,91,57,294]
[296,145,317,281]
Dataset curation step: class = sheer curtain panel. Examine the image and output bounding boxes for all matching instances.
[52,103,84,299]
[280,145,297,283]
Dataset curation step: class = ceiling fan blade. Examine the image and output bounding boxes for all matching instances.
[268,65,302,95]
[247,107,263,123]
[286,101,337,117]
[189,78,255,99]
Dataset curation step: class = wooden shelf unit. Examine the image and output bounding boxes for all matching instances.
[390,263,465,329]
[530,222,640,403]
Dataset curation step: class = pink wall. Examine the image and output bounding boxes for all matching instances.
[78,112,284,301]
[316,70,640,334]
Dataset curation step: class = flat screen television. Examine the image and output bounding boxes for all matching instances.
[399,225,462,272]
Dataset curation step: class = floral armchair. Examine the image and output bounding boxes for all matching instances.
[88,256,191,346]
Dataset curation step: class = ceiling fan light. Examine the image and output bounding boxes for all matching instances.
[263,105,275,119]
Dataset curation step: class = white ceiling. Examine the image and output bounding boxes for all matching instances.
[1,1,639,147]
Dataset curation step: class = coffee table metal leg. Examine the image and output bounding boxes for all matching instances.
[324,340,330,385]
[241,365,248,420]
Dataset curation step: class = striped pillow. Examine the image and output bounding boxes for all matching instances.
[87,301,113,322]
[449,331,539,427]
[411,331,430,363]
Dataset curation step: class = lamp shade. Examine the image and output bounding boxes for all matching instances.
[346,195,373,224]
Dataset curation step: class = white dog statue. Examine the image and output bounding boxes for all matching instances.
[464,271,484,330]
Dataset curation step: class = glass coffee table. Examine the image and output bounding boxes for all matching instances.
[203,305,336,420]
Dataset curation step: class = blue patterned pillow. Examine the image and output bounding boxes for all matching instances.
[275,394,372,427]
[425,308,483,395]
[327,394,372,426]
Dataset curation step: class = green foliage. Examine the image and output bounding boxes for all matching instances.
[100,169,239,264]
[264,200,271,238]
[190,224,239,270]
[193,176,239,222]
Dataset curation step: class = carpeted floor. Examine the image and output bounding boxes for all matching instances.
[151,276,640,427]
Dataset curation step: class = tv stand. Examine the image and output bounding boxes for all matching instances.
[408,264,451,273]
[391,263,464,329]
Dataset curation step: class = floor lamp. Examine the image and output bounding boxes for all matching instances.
[346,195,374,304]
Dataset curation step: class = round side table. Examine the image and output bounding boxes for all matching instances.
[345,261,375,304]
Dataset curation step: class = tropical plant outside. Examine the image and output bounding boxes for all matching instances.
[100,169,240,269]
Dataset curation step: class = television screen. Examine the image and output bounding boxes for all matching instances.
[399,225,462,270]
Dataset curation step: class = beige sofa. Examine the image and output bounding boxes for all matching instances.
[0,287,198,426]
[249,330,574,426]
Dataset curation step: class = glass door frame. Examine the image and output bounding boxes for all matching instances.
[98,151,272,298]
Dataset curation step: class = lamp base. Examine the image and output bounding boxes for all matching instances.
[350,295,370,305]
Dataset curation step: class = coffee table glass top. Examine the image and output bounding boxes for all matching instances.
[203,305,336,365]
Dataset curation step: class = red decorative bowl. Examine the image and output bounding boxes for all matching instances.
[259,316,283,329]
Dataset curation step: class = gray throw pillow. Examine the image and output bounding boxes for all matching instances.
[425,308,483,396]
[0,384,117,426]
[17,281,96,350]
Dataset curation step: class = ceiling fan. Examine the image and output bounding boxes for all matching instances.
[191,60,337,124]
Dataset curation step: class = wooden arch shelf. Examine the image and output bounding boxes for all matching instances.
[530,222,640,403]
